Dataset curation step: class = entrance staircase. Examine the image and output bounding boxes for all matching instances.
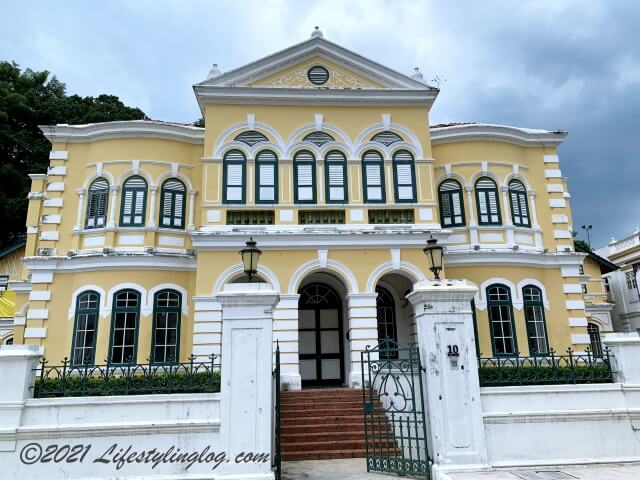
[280,388,393,461]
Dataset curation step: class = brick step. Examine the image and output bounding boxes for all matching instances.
[281,407,363,418]
[281,422,366,435]
[281,449,366,461]
[280,398,371,407]
[282,438,396,453]
[282,414,384,426]
[282,431,388,443]
[281,389,362,398]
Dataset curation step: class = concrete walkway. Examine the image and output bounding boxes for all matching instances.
[283,460,640,480]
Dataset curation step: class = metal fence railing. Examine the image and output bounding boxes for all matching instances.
[477,348,614,387]
[33,355,221,398]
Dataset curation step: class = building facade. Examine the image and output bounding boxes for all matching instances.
[13,29,595,390]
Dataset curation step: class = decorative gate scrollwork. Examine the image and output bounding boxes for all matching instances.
[361,339,430,478]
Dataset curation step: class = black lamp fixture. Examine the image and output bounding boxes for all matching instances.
[423,236,444,280]
[240,237,262,281]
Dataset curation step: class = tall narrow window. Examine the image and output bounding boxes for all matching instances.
[438,180,465,227]
[362,150,385,203]
[325,150,348,203]
[293,150,316,203]
[376,286,398,360]
[152,289,181,364]
[487,284,517,356]
[475,177,501,225]
[71,291,100,366]
[587,323,603,357]
[255,150,278,204]
[522,285,549,355]
[86,177,109,229]
[393,150,416,203]
[119,176,147,227]
[109,289,141,364]
[508,180,530,227]
[159,179,186,229]
[223,149,246,204]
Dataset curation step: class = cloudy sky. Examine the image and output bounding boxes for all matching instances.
[2,0,638,247]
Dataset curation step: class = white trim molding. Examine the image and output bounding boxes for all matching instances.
[212,263,281,295]
[40,121,204,144]
[288,258,359,294]
[430,124,567,147]
[365,261,426,293]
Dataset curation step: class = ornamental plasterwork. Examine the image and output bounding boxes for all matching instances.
[258,67,374,89]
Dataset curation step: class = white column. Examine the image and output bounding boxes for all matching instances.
[217,283,278,477]
[528,190,543,250]
[147,185,157,228]
[74,188,85,232]
[187,189,197,231]
[407,279,488,472]
[0,345,42,451]
[603,333,640,384]
[106,185,119,228]
[192,296,222,360]
[465,186,479,245]
[347,293,379,388]
[501,185,515,246]
[273,294,301,391]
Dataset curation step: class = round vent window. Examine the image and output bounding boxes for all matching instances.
[307,65,329,85]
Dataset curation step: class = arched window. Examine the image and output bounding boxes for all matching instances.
[522,285,549,355]
[234,130,268,146]
[376,286,398,359]
[325,150,348,203]
[119,176,147,227]
[438,180,465,227]
[86,177,109,229]
[3,337,13,345]
[588,323,603,357]
[159,179,186,229]
[508,180,530,227]
[362,150,385,203]
[223,149,246,204]
[255,150,278,204]
[371,131,402,146]
[293,150,316,203]
[392,149,416,203]
[303,131,335,146]
[486,284,517,356]
[475,177,501,225]
[151,289,181,364]
[109,289,141,364]
[71,290,100,366]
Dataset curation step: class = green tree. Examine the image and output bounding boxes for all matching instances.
[0,61,147,248]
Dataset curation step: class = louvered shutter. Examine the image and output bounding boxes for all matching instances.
[509,180,530,227]
[160,179,185,228]
[393,150,415,202]
[303,131,335,146]
[234,130,268,146]
[122,190,134,224]
[476,178,500,225]
[223,150,245,203]
[256,151,277,203]
[371,131,403,146]
[363,151,384,202]
[294,151,315,203]
[172,192,184,227]
[325,151,346,202]
[86,178,109,228]
[120,176,147,226]
[439,180,464,227]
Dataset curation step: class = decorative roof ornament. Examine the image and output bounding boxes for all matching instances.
[207,64,222,79]
[411,67,426,83]
[311,26,323,39]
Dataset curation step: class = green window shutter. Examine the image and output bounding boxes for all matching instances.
[392,150,416,203]
[522,285,549,356]
[159,179,186,229]
[108,289,141,364]
[119,176,147,227]
[509,180,530,227]
[486,284,518,357]
[86,177,109,229]
[475,177,501,225]
[362,150,385,203]
[71,291,100,366]
[151,289,182,364]
[293,150,316,204]
[223,150,246,204]
[325,150,348,203]
[438,180,466,227]
[255,150,278,204]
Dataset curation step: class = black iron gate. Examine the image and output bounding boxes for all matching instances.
[361,339,430,478]
[272,343,281,480]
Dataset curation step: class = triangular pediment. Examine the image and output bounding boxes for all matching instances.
[196,36,434,91]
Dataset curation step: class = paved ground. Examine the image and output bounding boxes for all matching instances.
[282,460,640,480]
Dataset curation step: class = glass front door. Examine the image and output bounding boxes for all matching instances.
[298,283,344,386]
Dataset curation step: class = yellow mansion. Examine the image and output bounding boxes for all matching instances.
[11,28,604,389]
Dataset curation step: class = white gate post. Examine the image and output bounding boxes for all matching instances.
[217,283,279,478]
[407,279,488,477]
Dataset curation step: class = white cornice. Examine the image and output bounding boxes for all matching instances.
[39,121,204,145]
[430,124,567,147]
[23,254,196,272]
[445,249,586,268]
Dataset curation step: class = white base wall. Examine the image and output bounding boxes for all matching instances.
[482,383,640,467]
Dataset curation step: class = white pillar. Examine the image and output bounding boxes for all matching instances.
[603,332,640,384]
[147,185,157,228]
[74,188,85,232]
[347,293,379,388]
[0,345,42,451]
[187,189,197,231]
[465,186,479,245]
[217,283,278,477]
[106,185,118,228]
[273,294,301,391]
[407,279,488,473]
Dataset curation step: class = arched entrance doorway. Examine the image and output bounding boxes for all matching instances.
[298,282,345,387]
